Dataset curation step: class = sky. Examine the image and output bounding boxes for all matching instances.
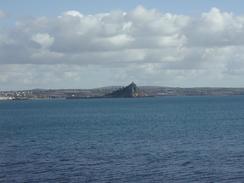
[1,0,244,90]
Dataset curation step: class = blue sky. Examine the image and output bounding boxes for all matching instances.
[1,0,244,17]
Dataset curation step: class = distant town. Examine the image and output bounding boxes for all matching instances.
[1,82,244,100]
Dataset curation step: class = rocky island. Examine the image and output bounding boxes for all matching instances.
[105,82,146,98]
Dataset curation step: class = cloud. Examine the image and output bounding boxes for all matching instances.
[0,10,6,19]
[32,33,54,48]
[1,6,244,88]
[63,10,83,18]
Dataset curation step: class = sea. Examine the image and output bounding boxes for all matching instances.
[1,96,244,183]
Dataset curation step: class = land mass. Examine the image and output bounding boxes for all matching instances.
[105,82,146,98]
[1,82,244,100]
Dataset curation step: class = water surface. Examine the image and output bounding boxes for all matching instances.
[1,96,244,182]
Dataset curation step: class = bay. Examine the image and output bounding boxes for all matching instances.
[1,96,244,182]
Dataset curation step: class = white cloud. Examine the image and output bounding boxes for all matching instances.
[1,6,244,88]
[63,10,83,18]
[32,33,54,48]
[0,10,6,19]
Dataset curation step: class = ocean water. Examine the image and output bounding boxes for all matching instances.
[1,96,244,183]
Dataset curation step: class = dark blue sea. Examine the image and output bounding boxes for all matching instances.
[1,96,244,183]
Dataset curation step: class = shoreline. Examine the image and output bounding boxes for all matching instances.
[1,94,244,101]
